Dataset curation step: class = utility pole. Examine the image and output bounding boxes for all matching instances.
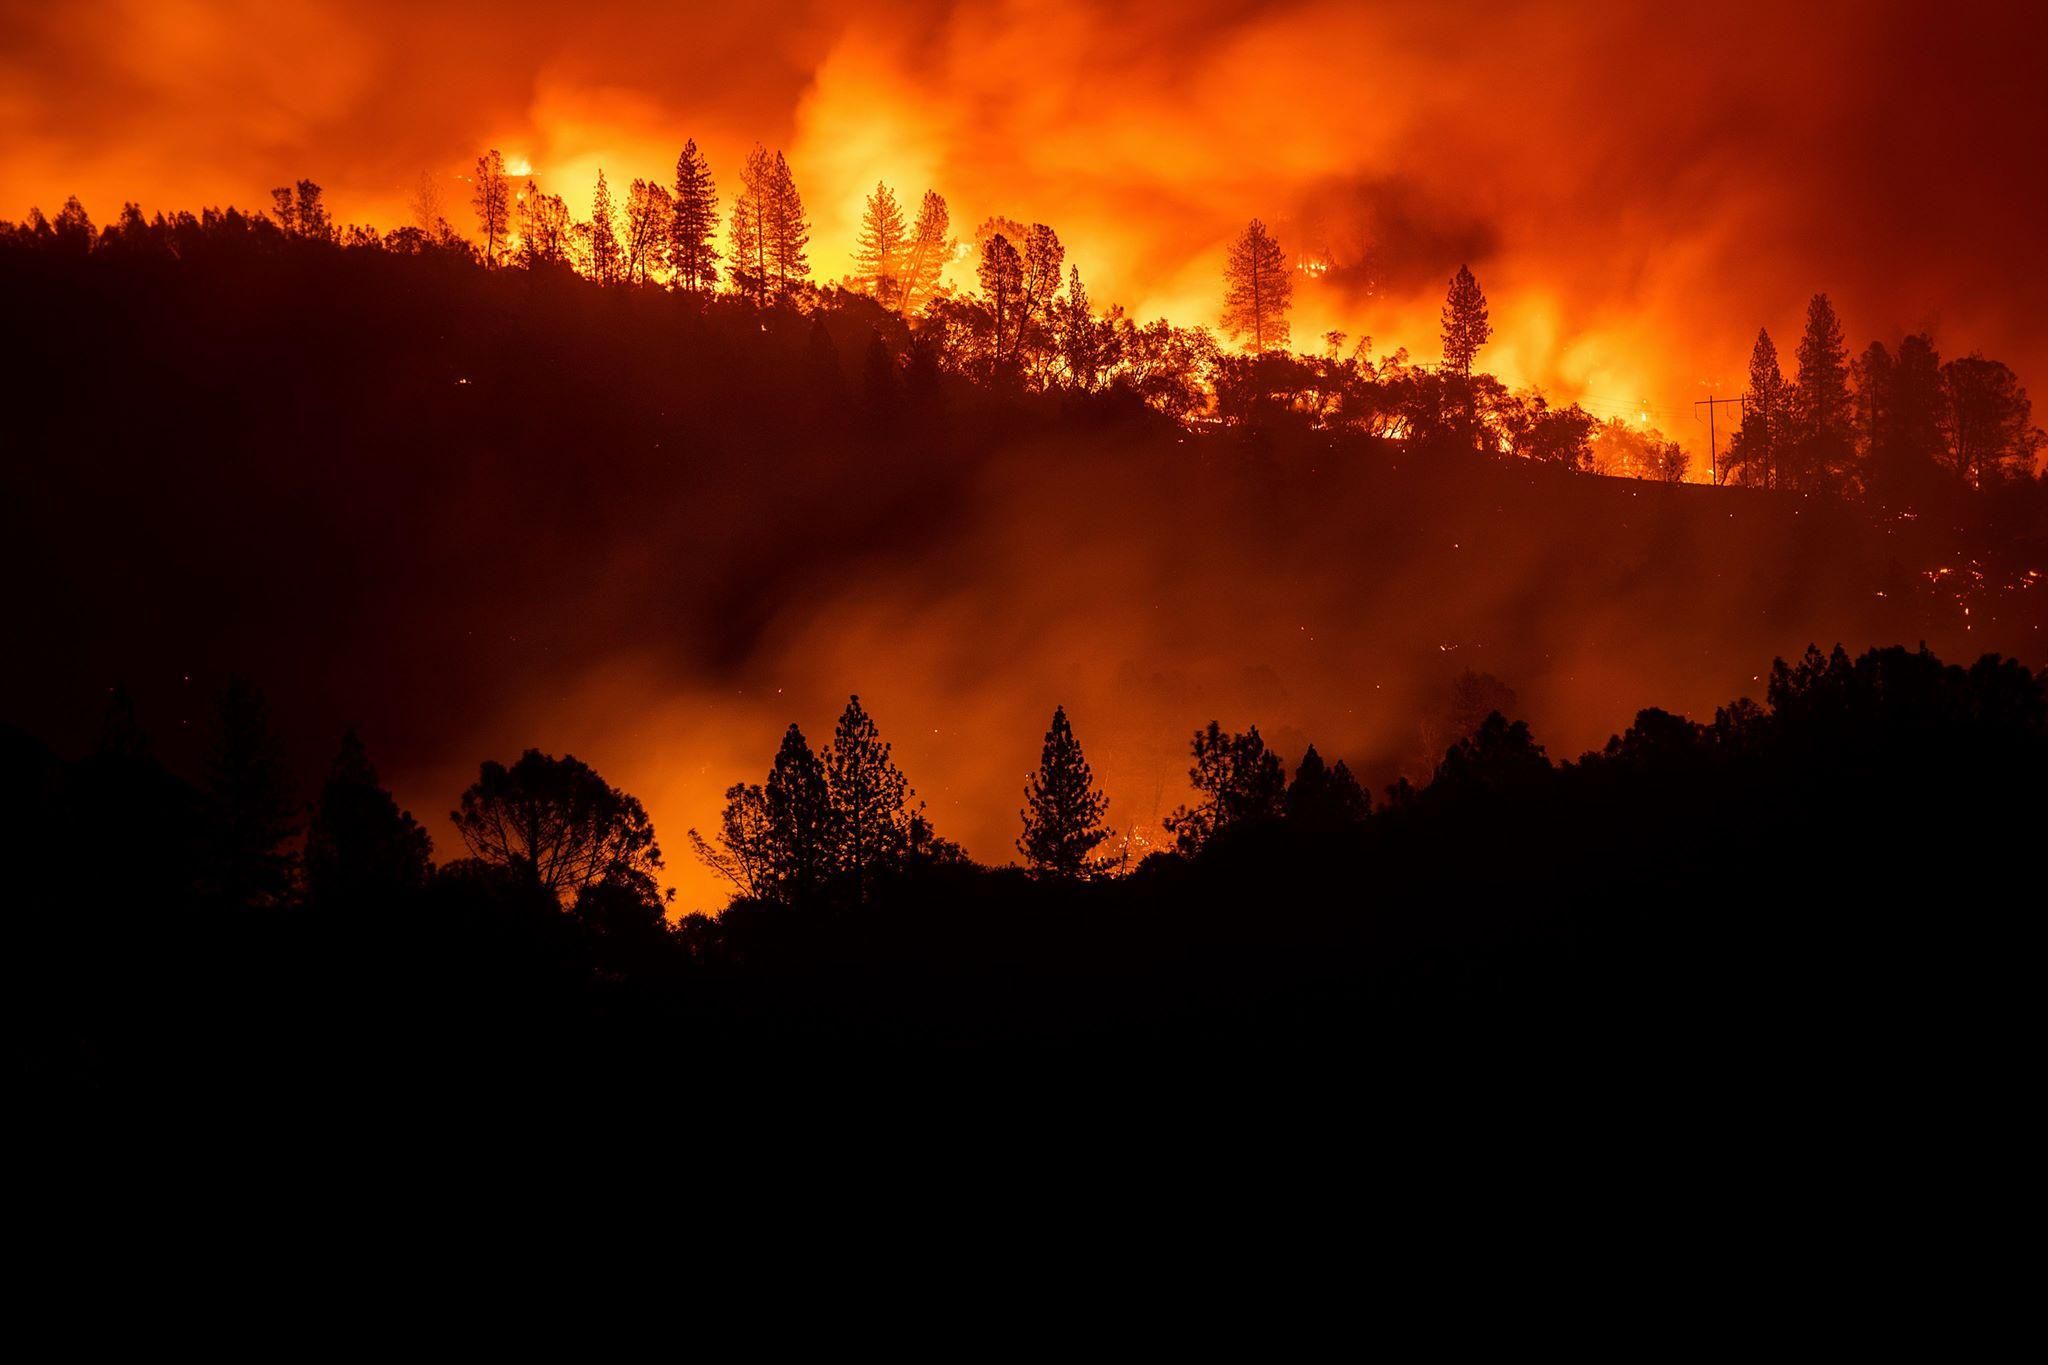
[1695,394,1743,485]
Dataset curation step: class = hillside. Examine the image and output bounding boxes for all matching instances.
[4,243,2043,908]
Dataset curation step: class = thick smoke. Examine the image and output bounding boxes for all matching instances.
[7,0,2046,443]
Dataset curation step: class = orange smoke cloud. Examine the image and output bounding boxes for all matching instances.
[8,0,2046,462]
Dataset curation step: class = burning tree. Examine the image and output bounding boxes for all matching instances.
[1221,218,1292,354]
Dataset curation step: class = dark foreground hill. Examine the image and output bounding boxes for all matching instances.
[5,640,2042,1131]
[4,243,2044,910]
[2,245,2044,1139]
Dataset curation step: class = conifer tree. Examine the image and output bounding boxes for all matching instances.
[1283,744,1369,831]
[1018,706,1111,879]
[472,149,511,268]
[764,723,833,904]
[1016,223,1065,359]
[1729,328,1789,487]
[766,151,810,296]
[304,729,432,911]
[1221,218,1292,354]
[824,696,911,902]
[979,233,1024,369]
[588,169,622,285]
[1791,292,1851,488]
[1440,264,1491,375]
[729,143,774,303]
[897,190,953,316]
[669,138,720,294]
[853,181,906,303]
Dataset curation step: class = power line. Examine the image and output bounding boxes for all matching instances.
[1694,394,1744,486]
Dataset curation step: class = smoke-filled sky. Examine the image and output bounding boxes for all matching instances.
[6,0,2047,460]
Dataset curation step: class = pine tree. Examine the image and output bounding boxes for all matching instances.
[728,143,773,303]
[1283,745,1369,830]
[1015,223,1065,361]
[1221,218,1292,353]
[1729,328,1789,488]
[588,169,622,286]
[1791,292,1851,489]
[979,233,1024,369]
[897,190,952,316]
[304,729,432,911]
[669,138,720,294]
[824,696,910,902]
[472,149,511,268]
[1440,264,1491,375]
[1018,706,1111,880]
[852,181,906,303]
[763,723,833,904]
[766,151,810,296]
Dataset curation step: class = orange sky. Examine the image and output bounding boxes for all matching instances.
[6,0,2047,468]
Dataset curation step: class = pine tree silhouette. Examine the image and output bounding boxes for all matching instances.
[1018,705,1111,879]
[764,723,833,905]
[304,728,432,912]
[1222,218,1292,354]
[825,696,910,903]
[1440,264,1491,376]
[669,138,720,294]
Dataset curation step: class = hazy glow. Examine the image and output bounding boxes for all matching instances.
[7,0,2046,480]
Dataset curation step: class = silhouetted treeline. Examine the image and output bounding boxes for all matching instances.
[7,185,2038,503]
[7,644,2042,1109]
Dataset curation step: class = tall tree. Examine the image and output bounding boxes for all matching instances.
[1283,745,1369,831]
[766,151,810,296]
[1164,723,1287,856]
[1791,292,1851,489]
[1440,264,1491,376]
[688,783,773,900]
[304,729,432,912]
[517,180,572,268]
[763,724,833,904]
[1941,355,2044,486]
[452,749,662,902]
[270,180,331,242]
[1018,706,1111,880]
[897,190,952,316]
[472,149,511,268]
[1016,223,1065,361]
[622,178,672,285]
[202,679,299,910]
[824,696,912,902]
[669,138,720,294]
[979,233,1025,370]
[1054,265,1102,390]
[728,143,774,303]
[588,169,622,286]
[1728,327,1789,488]
[852,181,907,303]
[1221,218,1292,354]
